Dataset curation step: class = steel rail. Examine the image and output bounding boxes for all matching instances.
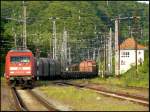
[11,86,58,111]
[11,87,28,111]
[56,81,149,107]
[27,89,58,111]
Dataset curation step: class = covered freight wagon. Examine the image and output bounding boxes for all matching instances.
[36,58,61,80]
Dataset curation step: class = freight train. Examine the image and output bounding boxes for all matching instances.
[35,59,98,80]
[5,49,98,86]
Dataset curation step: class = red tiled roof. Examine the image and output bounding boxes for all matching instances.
[119,38,146,50]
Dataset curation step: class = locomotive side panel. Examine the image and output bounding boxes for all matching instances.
[43,58,49,77]
[79,60,97,73]
[55,60,61,76]
[5,53,10,80]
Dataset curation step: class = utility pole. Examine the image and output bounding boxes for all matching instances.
[102,34,105,78]
[104,33,108,76]
[97,47,101,75]
[53,20,57,59]
[129,25,133,37]
[106,1,109,6]
[88,49,90,59]
[135,31,138,76]
[61,28,68,70]
[114,18,119,76]
[132,16,141,76]
[68,47,71,65]
[12,27,17,48]
[128,25,131,37]
[57,33,62,60]
[131,29,133,37]
[108,27,112,75]
[49,17,60,60]
[99,34,102,77]
[78,10,81,26]
[93,48,96,60]
[64,28,68,66]
[22,1,27,49]
[140,28,143,39]
[49,32,52,56]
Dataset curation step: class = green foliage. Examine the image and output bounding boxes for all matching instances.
[121,50,149,87]
[1,1,149,63]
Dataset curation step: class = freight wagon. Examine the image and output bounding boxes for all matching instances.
[35,58,61,80]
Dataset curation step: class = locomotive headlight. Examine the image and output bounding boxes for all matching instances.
[23,67,31,70]
[10,67,17,70]
[10,71,14,73]
[26,71,31,73]
[27,77,31,80]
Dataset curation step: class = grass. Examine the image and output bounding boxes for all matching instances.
[71,77,149,98]
[37,85,148,111]
[1,76,5,80]
[1,76,6,84]
[120,50,149,88]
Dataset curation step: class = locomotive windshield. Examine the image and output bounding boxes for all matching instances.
[11,56,30,63]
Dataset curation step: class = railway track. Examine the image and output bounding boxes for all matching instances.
[11,87,28,111]
[11,87,58,111]
[91,82,149,90]
[54,81,149,107]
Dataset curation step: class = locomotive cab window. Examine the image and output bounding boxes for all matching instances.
[11,56,30,63]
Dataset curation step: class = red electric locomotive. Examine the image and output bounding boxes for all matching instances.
[5,49,35,86]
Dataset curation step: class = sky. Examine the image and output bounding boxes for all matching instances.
[137,1,149,4]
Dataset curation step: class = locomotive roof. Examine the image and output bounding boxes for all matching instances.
[9,49,32,52]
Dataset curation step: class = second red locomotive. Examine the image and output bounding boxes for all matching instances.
[62,59,98,79]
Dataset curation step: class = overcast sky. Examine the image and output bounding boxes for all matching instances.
[137,1,149,4]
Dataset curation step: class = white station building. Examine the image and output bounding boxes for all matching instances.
[119,38,146,74]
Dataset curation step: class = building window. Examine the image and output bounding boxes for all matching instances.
[121,60,125,65]
[138,51,141,54]
[121,51,130,57]
[127,52,129,57]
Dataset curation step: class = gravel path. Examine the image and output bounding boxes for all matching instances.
[17,89,49,111]
[32,88,72,111]
[1,78,17,111]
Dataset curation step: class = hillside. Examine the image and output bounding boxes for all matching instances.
[0,1,149,75]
